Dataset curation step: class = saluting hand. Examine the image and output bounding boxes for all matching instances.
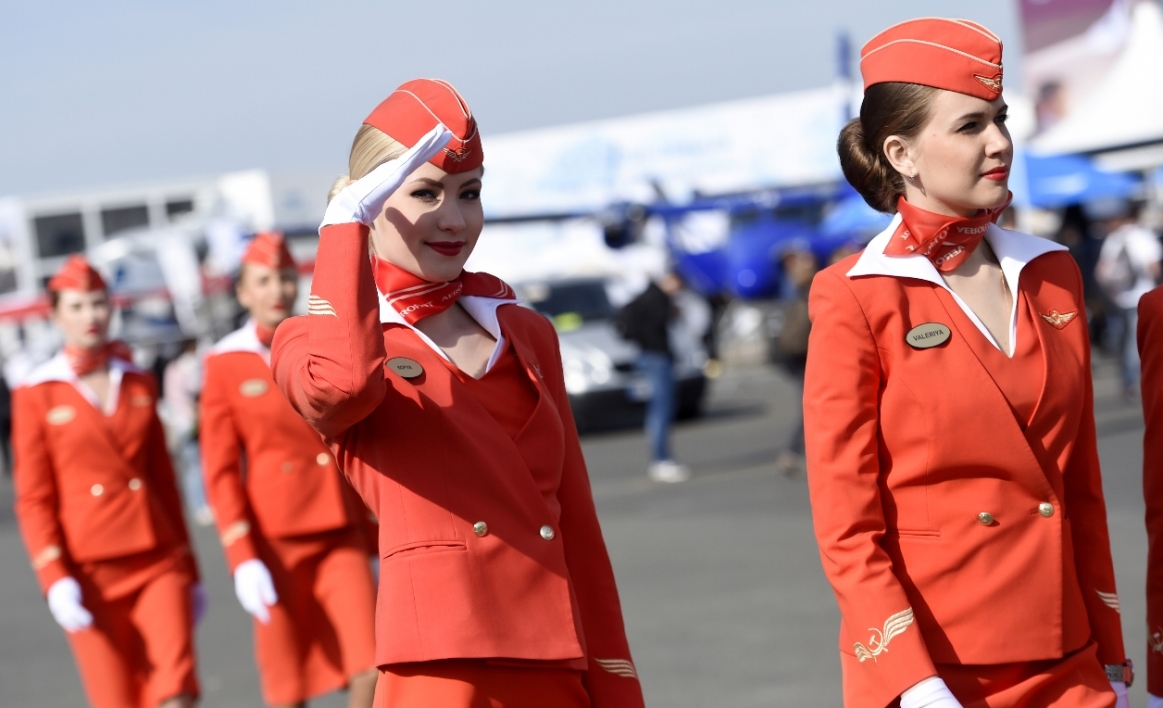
[233,558,278,625]
[321,124,453,229]
[46,577,94,633]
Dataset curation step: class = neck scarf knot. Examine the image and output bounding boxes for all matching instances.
[373,258,516,325]
[255,323,276,349]
[65,341,133,377]
[884,193,1012,272]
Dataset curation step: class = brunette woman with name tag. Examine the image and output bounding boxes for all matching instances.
[804,18,1129,708]
[270,79,643,708]
[13,256,203,708]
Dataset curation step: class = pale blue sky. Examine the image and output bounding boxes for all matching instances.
[0,0,1018,196]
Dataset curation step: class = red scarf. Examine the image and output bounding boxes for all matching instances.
[255,323,276,349]
[65,341,133,377]
[373,258,516,325]
[884,193,1012,272]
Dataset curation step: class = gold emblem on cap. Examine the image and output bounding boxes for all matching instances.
[443,146,473,163]
[974,73,1003,92]
[386,357,424,379]
[906,322,951,349]
[240,379,269,397]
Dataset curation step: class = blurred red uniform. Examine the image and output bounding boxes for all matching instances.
[1138,286,1163,700]
[14,353,200,708]
[201,318,377,706]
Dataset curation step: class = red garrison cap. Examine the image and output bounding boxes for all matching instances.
[48,255,107,293]
[363,78,482,173]
[860,18,1003,100]
[242,231,296,271]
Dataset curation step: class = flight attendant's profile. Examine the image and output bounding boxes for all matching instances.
[805,18,1130,708]
[270,78,644,708]
[13,255,203,708]
[200,232,378,708]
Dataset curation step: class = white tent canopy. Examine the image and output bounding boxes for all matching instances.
[1033,0,1163,158]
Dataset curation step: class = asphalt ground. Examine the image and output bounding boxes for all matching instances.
[0,357,1152,707]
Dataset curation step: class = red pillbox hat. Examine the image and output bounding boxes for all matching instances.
[242,231,296,271]
[363,79,482,173]
[48,255,107,293]
[860,18,1003,101]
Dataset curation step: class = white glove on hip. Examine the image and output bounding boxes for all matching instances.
[900,676,963,708]
[46,577,94,633]
[190,582,208,625]
[233,559,278,624]
[1148,692,1163,708]
[1109,681,1128,708]
[321,124,453,229]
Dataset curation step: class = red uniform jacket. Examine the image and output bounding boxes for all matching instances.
[1138,286,1163,695]
[271,223,643,707]
[13,355,197,592]
[805,222,1126,707]
[200,323,375,570]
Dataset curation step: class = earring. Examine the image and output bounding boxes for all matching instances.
[907,172,916,184]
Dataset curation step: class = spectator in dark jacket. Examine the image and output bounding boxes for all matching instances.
[617,273,689,482]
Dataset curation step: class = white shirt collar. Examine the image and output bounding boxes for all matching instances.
[847,214,1068,355]
[209,320,269,363]
[378,290,521,373]
[21,351,142,415]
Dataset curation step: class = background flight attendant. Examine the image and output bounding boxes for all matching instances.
[271,79,644,708]
[13,255,202,708]
[806,19,1129,708]
[1137,286,1163,708]
[200,232,378,708]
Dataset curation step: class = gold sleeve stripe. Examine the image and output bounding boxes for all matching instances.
[1096,590,1120,612]
[307,295,338,318]
[31,545,62,570]
[594,658,638,679]
[220,520,251,547]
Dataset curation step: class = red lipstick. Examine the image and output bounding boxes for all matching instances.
[982,166,1009,181]
[426,241,465,257]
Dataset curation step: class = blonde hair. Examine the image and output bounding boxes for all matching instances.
[327,124,409,203]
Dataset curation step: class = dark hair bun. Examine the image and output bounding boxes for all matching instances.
[836,82,937,214]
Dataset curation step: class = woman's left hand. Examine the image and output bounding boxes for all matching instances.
[1110,681,1128,708]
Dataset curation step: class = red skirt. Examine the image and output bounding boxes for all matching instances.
[374,660,591,708]
[254,527,377,705]
[935,641,1114,708]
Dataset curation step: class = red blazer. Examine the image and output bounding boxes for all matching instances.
[200,324,374,570]
[13,356,197,592]
[271,223,643,708]
[805,224,1125,707]
[1139,286,1163,696]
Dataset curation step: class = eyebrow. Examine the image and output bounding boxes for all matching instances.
[408,176,483,188]
[955,104,1008,122]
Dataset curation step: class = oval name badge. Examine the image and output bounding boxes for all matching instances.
[46,405,76,425]
[386,357,424,379]
[239,379,269,397]
[906,322,951,350]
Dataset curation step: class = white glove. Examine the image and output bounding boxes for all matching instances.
[1109,681,1128,708]
[46,577,94,633]
[1148,692,1163,708]
[321,124,452,228]
[190,582,208,625]
[900,676,963,708]
[233,559,278,624]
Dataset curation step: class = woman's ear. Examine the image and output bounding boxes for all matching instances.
[882,135,915,182]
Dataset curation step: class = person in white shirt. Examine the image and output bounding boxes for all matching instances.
[1096,202,1162,397]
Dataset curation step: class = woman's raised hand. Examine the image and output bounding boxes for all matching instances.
[321,124,452,229]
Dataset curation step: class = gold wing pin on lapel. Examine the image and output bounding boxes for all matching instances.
[1040,309,1078,330]
[854,607,914,663]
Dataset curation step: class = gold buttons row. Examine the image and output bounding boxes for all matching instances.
[978,503,1056,525]
[471,522,557,541]
[91,479,144,497]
